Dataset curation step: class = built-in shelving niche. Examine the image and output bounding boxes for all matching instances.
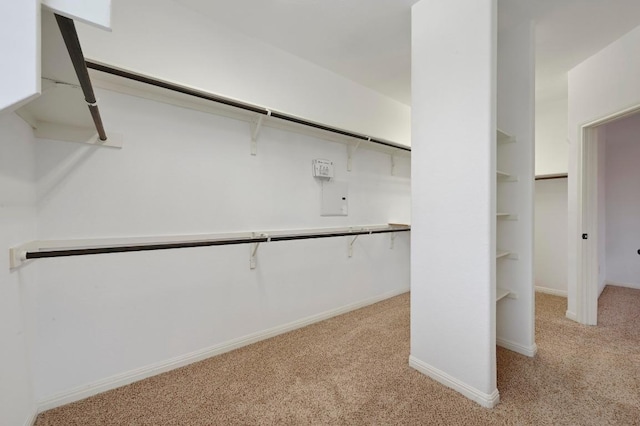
[496,129,517,302]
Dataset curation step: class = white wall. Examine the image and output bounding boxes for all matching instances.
[0,113,37,426]
[603,113,640,289]
[0,0,40,113]
[32,88,411,405]
[411,0,498,407]
[535,96,568,175]
[75,0,411,147]
[534,178,568,295]
[567,24,640,321]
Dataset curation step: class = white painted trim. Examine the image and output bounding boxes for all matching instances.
[23,408,37,426]
[37,287,409,412]
[605,281,640,291]
[535,286,567,297]
[565,310,577,321]
[408,355,500,408]
[574,103,640,326]
[496,338,537,357]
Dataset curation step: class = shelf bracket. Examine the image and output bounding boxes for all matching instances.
[390,232,396,249]
[348,234,360,258]
[250,110,271,156]
[249,233,269,269]
[9,241,38,270]
[347,139,364,172]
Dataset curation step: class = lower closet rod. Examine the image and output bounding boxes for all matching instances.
[24,227,410,260]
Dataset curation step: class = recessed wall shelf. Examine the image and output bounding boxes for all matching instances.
[497,129,515,145]
[497,170,518,182]
[496,287,511,302]
[497,213,518,220]
[496,250,510,259]
[497,250,519,260]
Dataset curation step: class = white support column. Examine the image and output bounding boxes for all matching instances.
[410,0,499,408]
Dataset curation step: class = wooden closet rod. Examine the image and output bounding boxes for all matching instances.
[85,61,411,153]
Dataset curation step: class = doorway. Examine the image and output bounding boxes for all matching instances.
[577,105,640,325]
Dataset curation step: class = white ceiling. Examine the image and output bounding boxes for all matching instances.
[174,0,640,105]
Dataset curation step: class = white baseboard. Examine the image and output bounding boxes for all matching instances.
[23,408,37,426]
[37,287,409,413]
[605,281,640,291]
[408,355,500,408]
[535,286,567,297]
[565,310,577,321]
[496,338,537,357]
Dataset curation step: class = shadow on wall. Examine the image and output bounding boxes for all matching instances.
[35,140,101,211]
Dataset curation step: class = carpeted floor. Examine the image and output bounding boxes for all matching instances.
[36,285,640,425]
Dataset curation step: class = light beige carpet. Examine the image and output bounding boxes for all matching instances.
[36,286,640,425]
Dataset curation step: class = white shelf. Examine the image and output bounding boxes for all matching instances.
[497,129,515,145]
[496,250,510,259]
[497,170,518,182]
[14,10,122,147]
[496,287,511,302]
[497,213,518,220]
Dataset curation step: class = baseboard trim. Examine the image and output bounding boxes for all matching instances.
[37,287,409,413]
[496,338,537,357]
[565,310,577,321]
[408,355,499,408]
[605,281,640,291]
[535,286,567,297]
[23,408,37,426]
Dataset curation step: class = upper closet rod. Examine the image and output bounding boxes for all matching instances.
[54,14,107,141]
[85,61,411,153]
[24,226,410,260]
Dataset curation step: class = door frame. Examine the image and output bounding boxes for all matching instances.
[576,104,640,325]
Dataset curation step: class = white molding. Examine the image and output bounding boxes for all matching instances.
[496,338,537,357]
[408,355,500,408]
[565,310,577,321]
[37,287,409,412]
[23,408,37,426]
[535,286,567,297]
[605,281,640,291]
